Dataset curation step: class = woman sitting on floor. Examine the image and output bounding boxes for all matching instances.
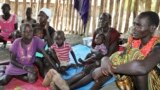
[0,23,56,85]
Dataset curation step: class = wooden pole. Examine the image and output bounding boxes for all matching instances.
[75,11,79,34]
[68,0,72,32]
[53,0,58,28]
[117,0,125,32]
[124,0,132,33]
[65,0,69,31]
[14,0,18,15]
[4,0,10,4]
[92,0,97,34]
[46,0,51,8]
[60,0,65,30]
[22,0,26,20]
[108,0,114,15]
[145,0,151,11]
[112,0,120,28]
[99,0,104,16]
[30,0,33,8]
[40,0,44,8]
[133,0,138,19]
[103,0,107,12]
[85,0,92,36]
[155,0,160,13]
[71,0,75,33]
[56,0,61,30]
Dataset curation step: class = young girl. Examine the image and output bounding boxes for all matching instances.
[79,33,107,65]
[49,30,78,74]
[0,23,55,85]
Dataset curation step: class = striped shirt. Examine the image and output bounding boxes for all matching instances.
[50,42,72,62]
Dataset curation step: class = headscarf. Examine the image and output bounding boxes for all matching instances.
[39,8,51,22]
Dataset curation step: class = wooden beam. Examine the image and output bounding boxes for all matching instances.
[46,0,51,8]
[71,0,75,33]
[112,0,120,28]
[92,0,97,34]
[14,0,18,15]
[155,0,160,13]
[30,0,33,8]
[85,0,92,36]
[4,0,10,4]
[133,0,138,19]
[117,0,125,32]
[124,0,132,33]
[65,0,69,31]
[60,0,65,30]
[108,0,114,15]
[40,0,44,8]
[68,0,72,32]
[53,0,58,28]
[99,0,104,16]
[145,0,151,11]
[22,0,26,19]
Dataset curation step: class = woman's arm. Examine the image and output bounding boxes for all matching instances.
[44,22,53,47]
[10,52,35,73]
[40,48,58,70]
[10,52,23,69]
[113,46,160,75]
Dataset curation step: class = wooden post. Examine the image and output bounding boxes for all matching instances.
[75,11,79,34]
[117,0,125,32]
[46,0,51,8]
[85,0,92,36]
[92,0,97,34]
[22,0,26,19]
[145,0,151,11]
[56,0,61,30]
[124,0,132,33]
[112,0,120,28]
[53,0,58,28]
[99,0,104,16]
[103,0,107,12]
[108,0,114,15]
[155,0,160,13]
[133,0,138,19]
[4,0,10,4]
[60,0,65,30]
[65,0,69,31]
[14,0,18,15]
[30,0,33,7]
[71,0,75,33]
[68,0,72,32]
[40,0,44,8]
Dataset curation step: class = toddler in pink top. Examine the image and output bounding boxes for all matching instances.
[79,33,107,65]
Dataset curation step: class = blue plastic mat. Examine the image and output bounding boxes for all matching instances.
[63,44,115,90]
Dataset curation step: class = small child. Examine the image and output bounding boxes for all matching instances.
[49,30,78,74]
[79,33,107,65]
